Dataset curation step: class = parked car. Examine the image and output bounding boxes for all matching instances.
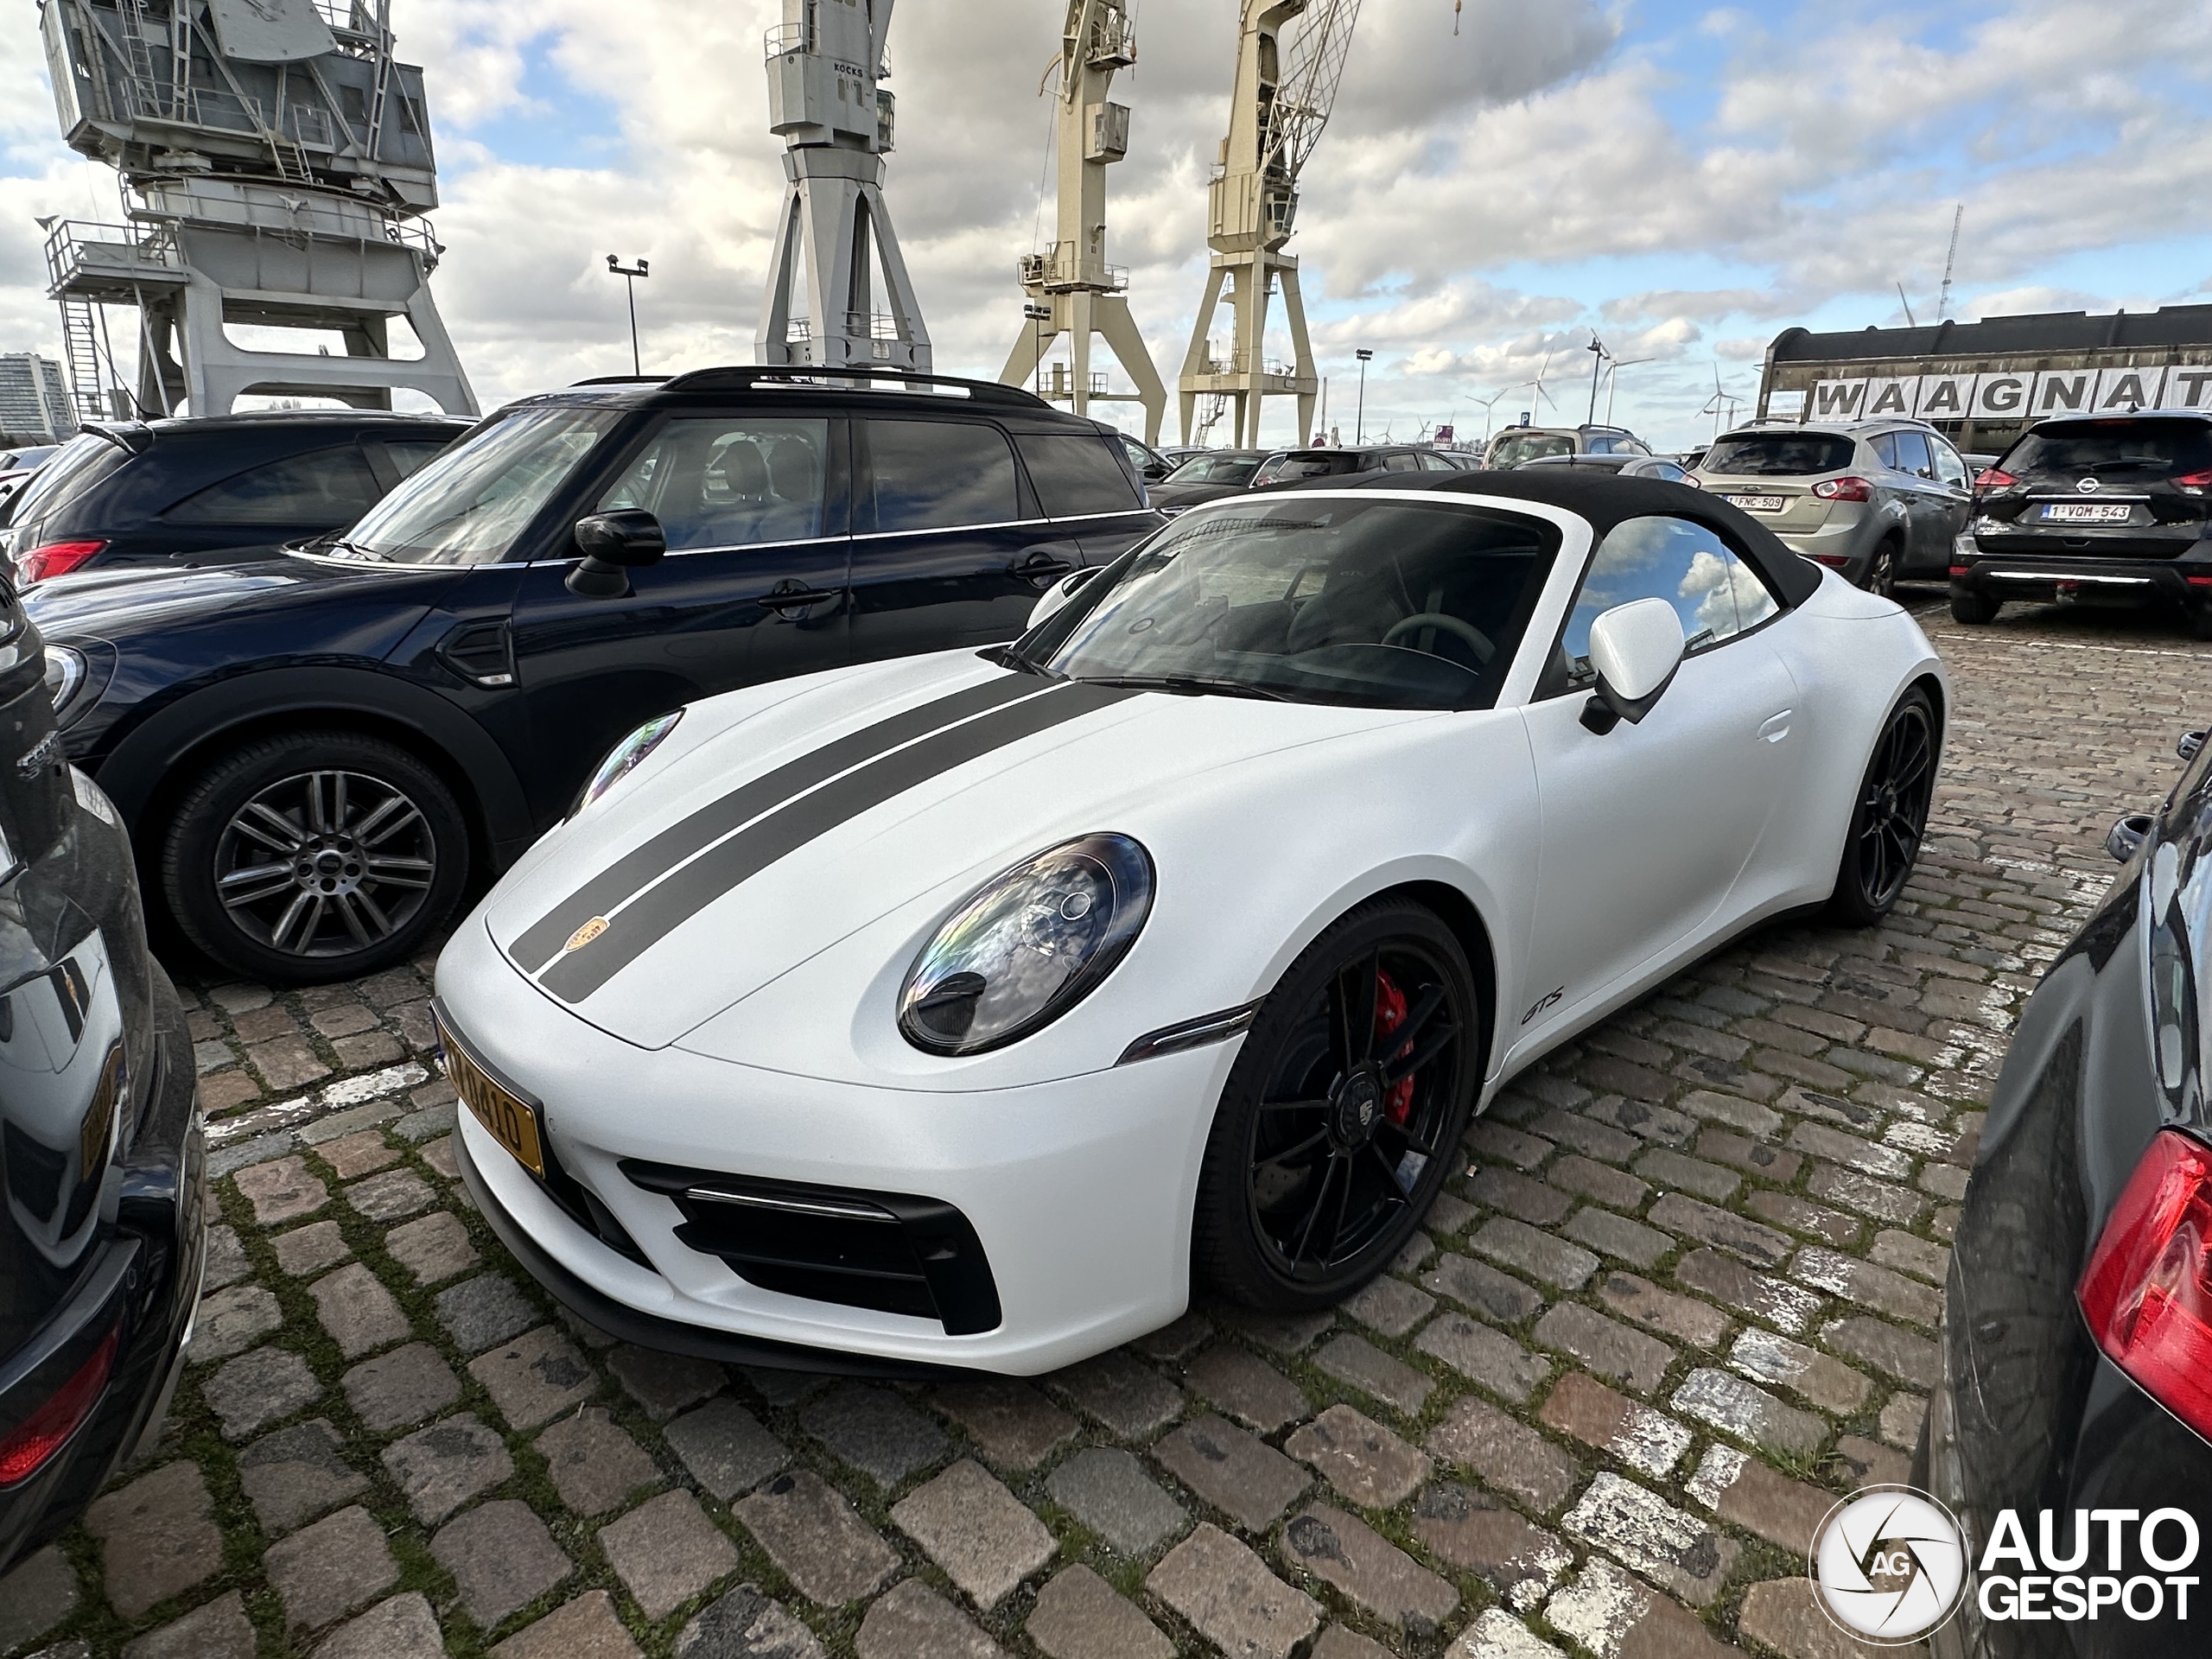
[1924,722,2212,1655]
[24,368,1166,987]
[1519,452,1694,483]
[1,412,470,587]
[0,574,201,1580]
[1115,432,1174,485]
[1950,410,2212,632]
[1148,448,1274,512]
[434,468,1942,1374]
[1155,445,1212,467]
[0,445,58,513]
[1251,445,1467,486]
[1691,420,1972,595]
[1483,423,1650,468]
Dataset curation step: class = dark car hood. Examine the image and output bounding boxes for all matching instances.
[24,556,449,645]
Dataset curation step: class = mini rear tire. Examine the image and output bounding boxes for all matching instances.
[1861,538,1900,600]
[1949,592,1999,624]
[162,730,470,985]
[1194,899,1480,1311]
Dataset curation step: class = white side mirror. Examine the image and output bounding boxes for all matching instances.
[1025,565,1099,632]
[1582,597,1686,733]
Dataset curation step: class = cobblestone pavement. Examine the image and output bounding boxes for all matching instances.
[3,597,2203,1659]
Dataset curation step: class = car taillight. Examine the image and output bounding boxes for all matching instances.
[1812,476,1872,502]
[1974,467,2017,489]
[16,541,105,585]
[1949,564,1970,577]
[0,1325,118,1486]
[2175,468,2212,496]
[2079,1129,2212,1441]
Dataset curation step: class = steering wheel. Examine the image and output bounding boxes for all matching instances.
[1382,612,1495,664]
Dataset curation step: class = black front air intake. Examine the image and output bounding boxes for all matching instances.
[618,1161,1002,1336]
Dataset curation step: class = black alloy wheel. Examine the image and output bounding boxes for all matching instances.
[1826,686,1938,927]
[1195,899,1479,1309]
[163,731,471,983]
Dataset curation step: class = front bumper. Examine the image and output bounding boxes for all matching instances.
[438,918,1237,1376]
[0,969,203,1573]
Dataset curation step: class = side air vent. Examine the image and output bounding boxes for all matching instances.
[436,621,516,689]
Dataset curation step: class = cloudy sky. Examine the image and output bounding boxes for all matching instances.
[4,0,2209,451]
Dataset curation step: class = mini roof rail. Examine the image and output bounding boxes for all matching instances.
[641,365,1053,410]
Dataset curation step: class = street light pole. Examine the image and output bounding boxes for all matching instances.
[607,256,649,377]
[1354,348,1373,446]
[1586,334,1606,425]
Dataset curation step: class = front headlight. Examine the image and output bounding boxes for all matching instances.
[573,709,683,817]
[41,645,85,715]
[898,833,1154,1055]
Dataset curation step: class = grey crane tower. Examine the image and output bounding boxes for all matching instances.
[999,0,1166,444]
[38,0,475,419]
[1176,0,1363,447]
[756,0,930,372]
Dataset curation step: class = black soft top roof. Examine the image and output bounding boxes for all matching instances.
[1332,467,1824,608]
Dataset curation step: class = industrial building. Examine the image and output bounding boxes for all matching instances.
[0,353,75,445]
[1757,303,2212,452]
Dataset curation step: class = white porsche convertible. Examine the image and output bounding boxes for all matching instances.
[435,471,1947,1376]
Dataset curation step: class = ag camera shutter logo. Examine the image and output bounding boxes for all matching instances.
[1811,1486,1968,1643]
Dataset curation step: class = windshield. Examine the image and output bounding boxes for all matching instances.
[2003,420,2212,480]
[1028,497,1556,709]
[0,447,55,472]
[1700,433,1856,476]
[1166,454,1263,486]
[1487,433,1574,467]
[340,404,622,565]
[2,432,130,529]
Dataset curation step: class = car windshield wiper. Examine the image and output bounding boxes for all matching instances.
[322,538,393,563]
[1071,672,1293,702]
[980,642,1064,679]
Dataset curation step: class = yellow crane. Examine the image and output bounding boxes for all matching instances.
[1001,1,1167,444]
[1176,0,1365,448]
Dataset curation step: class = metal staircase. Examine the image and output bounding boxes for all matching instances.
[59,298,109,422]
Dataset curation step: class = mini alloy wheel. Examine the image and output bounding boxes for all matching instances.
[163,731,470,983]
[1827,687,1938,926]
[1197,900,1478,1308]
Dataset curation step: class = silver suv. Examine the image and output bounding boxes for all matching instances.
[1483,423,1649,467]
[1691,421,1971,594]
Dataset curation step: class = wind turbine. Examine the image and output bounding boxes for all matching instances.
[1474,387,1510,442]
[1699,363,1741,441]
[1604,356,1656,424]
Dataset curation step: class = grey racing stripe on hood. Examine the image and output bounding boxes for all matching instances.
[534,679,1140,1004]
[509,671,1047,970]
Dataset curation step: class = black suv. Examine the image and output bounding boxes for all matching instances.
[0,575,201,1579]
[27,368,1165,985]
[0,411,468,586]
[1252,445,1471,486]
[1953,410,2212,630]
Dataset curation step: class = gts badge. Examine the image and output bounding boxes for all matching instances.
[1521,986,1565,1026]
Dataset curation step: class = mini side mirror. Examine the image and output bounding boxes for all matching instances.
[566,510,666,598]
[1580,598,1687,735]
[2180,730,2205,763]
[2107,812,2154,863]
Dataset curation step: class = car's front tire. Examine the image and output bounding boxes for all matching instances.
[1194,899,1480,1312]
[162,729,470,984]
[1826,686,1938,928]
[1949,591,2000,624]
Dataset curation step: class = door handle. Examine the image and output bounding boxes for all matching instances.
[1758,710,1793,743]
[1012,546,1078,586]
[758,586,838,613]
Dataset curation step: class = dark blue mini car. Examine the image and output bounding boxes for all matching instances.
[26,368,1166,986]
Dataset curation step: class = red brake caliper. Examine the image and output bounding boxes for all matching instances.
[1373,969,1414,1124]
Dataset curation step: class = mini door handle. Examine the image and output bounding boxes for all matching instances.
[759,587,838,613]
[1758,710,1793,743]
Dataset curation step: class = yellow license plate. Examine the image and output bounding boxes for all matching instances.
[436,1011,545,1178]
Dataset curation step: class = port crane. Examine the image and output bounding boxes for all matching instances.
[1000,0,1166,442]
[1175,0,1365,448]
